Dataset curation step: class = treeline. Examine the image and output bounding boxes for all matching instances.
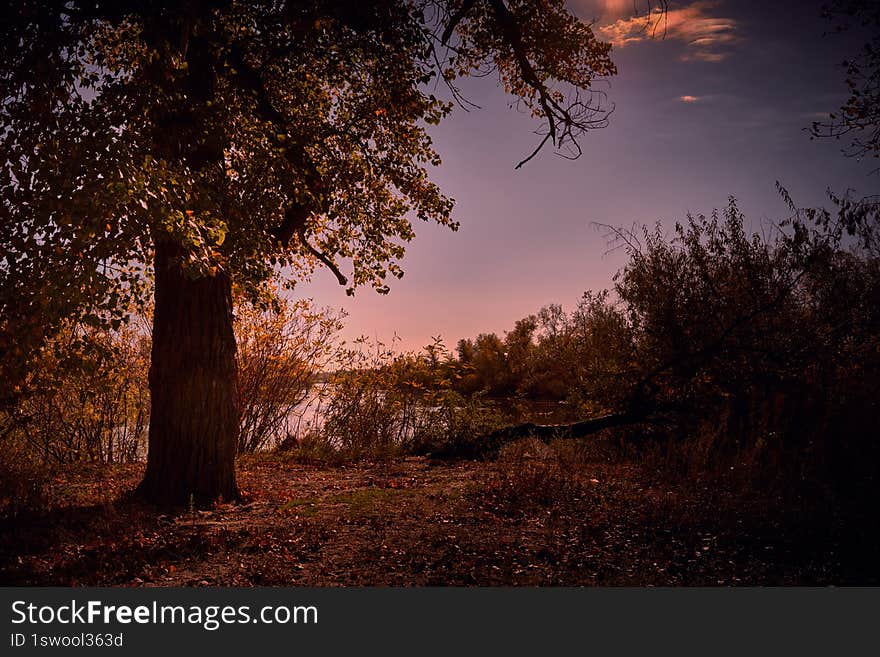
[392,198,880,501]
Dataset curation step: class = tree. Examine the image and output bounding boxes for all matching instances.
[464,200,880,477]
[808,1,880,252]
[810,0,880,162]
[0,1,616,506]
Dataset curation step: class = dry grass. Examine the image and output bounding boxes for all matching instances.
[1,446,875,586]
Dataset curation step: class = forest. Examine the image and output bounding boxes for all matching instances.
[1,0,879,585]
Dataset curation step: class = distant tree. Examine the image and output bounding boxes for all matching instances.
[503,315,537,389]
[471,333,509,395]
[0,1,617,505]
[456,338,477,365]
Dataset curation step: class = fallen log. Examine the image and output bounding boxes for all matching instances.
[429,410,644,460]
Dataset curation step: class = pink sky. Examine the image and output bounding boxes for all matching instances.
[296,0,880,353]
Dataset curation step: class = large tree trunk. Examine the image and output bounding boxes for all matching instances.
[136,239,240,507]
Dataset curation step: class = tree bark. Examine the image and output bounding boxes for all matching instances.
[136,239,240,507]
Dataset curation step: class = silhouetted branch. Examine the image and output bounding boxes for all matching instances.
[296,227,347,287]
[441,0,476,45]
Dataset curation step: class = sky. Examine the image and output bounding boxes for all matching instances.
[297,0,880,353]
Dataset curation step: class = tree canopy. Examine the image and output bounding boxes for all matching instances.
[0,0,617,398]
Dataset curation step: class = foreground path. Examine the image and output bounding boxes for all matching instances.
[0,452,871,585]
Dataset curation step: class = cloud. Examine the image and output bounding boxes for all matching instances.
[679,95,701,103]
[598,1,739,63]
[571,0,647,22]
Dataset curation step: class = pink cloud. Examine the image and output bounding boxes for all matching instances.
[598,1,739,63]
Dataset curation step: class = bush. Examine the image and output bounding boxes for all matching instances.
[280,339,507,462]
[3,322,150,465]
[314,341,423,459]
[409,391,507,457]
[475,438,597,519]
[236,299,345,453]
[0,439,50,520]
[611,199,880,508]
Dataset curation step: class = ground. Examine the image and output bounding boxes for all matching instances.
[1,446,875,586]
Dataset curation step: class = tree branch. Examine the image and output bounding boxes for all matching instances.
[296,227,347,287]
[441,0,476,45]
[485,0,559,152]
[275,203,310,245]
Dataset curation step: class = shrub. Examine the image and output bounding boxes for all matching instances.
[236,299,345,453]
[476,438,596,518]
[315,341,420,459]
[0,438,50,520]
[3,322,150,465]
[612,199,880,508]
[409,391,507,457]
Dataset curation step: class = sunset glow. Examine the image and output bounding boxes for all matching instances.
[3,0,880,594]
[301,0,879,353]
[598,0,739,61]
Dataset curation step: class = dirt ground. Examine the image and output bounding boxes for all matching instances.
[1,449,876,586]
